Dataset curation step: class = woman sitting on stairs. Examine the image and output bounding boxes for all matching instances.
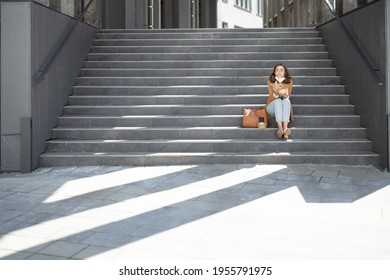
[265,64,294,140]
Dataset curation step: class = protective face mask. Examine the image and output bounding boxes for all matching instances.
[275,77,286,83]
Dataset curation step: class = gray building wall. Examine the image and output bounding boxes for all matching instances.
[317,0,387,169]
[1,2,32,172]
[0,1,97,172]
[102,0,125,28]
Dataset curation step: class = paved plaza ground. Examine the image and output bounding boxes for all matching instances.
[0,164,390,260]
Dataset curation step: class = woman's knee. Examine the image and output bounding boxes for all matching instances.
[274,98,283,105]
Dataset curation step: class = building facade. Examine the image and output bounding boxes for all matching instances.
[263,0,376,28]
[33,0,265,29]
[217,0,263,29]
[33,0,218,29]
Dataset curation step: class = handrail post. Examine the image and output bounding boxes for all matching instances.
[322,0,383,86]
[36,0,96,84]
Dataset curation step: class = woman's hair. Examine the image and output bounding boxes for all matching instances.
[269,64,292,84]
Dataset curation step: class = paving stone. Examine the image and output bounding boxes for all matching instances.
[0,191,13,199]
[0,210,24,222]
[0,221,31,235]
[80,232,136,248]
[37,241,88,258]
[0,234,54,254]
[309,165,341,177]
[0,249,32,260]
[25,254,68,260]
[72,245,123,260]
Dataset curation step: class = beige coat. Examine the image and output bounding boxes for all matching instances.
[266,79,294,121]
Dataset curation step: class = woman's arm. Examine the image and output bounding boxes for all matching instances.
[267,80,279,98]
[287,80,293,95]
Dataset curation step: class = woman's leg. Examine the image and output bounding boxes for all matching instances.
[267,99,284,137]
[281,98,291,130]
[281,99,291,138]
[273,99,284,131]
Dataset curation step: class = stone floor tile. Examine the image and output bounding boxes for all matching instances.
[80,232,136,248]
[0,221,32,235]
[0,209,24,222]
[0,249,31,260]
[286,165,315,175]
[49,166,78,173]
[309,165,341,177]
[9,211,54,224]
[71,245,123,260]
[9,223,63,239]
[0,234,53,253]
[46,228,95,244]
[37,241,88,258]
[25,254,68,260]
[0,191,13,199]
[2,192,48,203]
[31,167,54,174]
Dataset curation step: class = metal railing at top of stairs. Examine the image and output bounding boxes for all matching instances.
[35,0,96,84]
[322,0,383,86]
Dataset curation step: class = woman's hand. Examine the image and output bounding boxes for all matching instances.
[272,82,279,92]
[277,88,289,99]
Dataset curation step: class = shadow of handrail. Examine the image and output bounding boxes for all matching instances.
[35,0,96,84]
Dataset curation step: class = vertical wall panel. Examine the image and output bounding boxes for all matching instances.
[0,2,32,171]
[30,3,98,170]
[318,0,387,168]
[0,2,97,172]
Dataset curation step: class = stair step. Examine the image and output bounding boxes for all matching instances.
[90,45,326,53]
[93,38,324,46]
[40,152,379,166]
[63,104,354,115]
[52,127,367,140]
[96,31,320,39]
[72,85,346,95]
[83,60,334,68]
[87,52,329,61]
[68,94,350,105]
[100,28,317,33]
[45,139,372,153]
[80,68,337,77]
[75,76,340,86]
[57,115,361,128]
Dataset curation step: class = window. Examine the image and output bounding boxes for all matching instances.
[235,0,251,11]
[257,0,263,16]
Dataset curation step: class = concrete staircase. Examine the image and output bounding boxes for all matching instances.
[40,28,379,166]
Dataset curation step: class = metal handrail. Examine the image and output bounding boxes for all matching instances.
[322,0,383,86]
[36,0,96,84]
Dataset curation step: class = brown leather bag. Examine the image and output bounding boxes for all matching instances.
[242,107,268,128]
